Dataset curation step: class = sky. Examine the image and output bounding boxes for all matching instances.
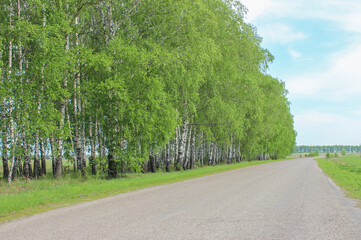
[240,0,361,146]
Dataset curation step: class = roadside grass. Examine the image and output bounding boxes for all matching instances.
[317,155,361,200]
[0,159,285,223]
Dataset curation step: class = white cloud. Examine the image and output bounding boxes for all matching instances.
[241,0,361,33]
[288,49,302,59]
[295,111,361,145]
[286,43,361,100]
[286,75,324,97]
[242,0,361,102]
[257,23,307,44]
[240,0,273,21]
[318,0,361,33]
[352,109,361,116]
[296,111,351,126]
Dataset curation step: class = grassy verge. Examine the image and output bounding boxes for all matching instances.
[317,156,361,200]
[0,159,286,223]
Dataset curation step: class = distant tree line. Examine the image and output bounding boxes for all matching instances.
[1,0,296,183]
[295,145,360,153]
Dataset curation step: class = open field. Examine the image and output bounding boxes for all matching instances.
[317,155,361,200]
[0,159,284,223]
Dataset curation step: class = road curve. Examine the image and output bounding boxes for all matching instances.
[1,158,361,240]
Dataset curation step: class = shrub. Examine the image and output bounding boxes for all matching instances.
[341,148,346,156]
[308,151,320,157]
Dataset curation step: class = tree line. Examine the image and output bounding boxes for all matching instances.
[0,0,296,183]
[295,145,360,154]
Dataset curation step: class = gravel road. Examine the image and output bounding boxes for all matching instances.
[1,158,361,240]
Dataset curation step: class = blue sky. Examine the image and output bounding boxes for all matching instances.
[241,0,361,145]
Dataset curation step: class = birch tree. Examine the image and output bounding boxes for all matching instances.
[0,0,296,181]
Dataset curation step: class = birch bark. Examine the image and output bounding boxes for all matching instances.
[7,0,16,184]
[177,118,188,170]
[174,126,179,169]
[189,127,196,169]
[165,140,170,172]
[40,138,46,175]
[74,15,84,174]
[54,30,70,179]
[90,118,97,175]
[49,136,56,175]
[81,101,86,170]
[66,109,77,172]
[7,108,16,184]
[1,46,9,179]
[183,124,192,170]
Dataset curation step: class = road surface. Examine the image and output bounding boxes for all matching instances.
[1,158,361,239]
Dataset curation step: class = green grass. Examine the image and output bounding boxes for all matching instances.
[0,159,286,223]
[317,156,361,200]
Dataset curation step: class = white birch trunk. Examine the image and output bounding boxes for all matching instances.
[73,15,83,173]
[34,70,42,177]
[7,1,15,183]
[81,101,86,170]
[1,41,9,179]
[190,128,196,169]
[213,143,218,165]
[55,103,66,178]
[228,145,232,164]
[174,126,179,169]
[66,109,77,172]
[165,140,170,172]
[98,4,109,44]
[209,142,213,166]
[90,118,97,175]
[49,136,56,175]
[40,138,46,175]
[18,0,29,180]
[185,124,192,169]
[34,129,40,178]
[7,113,17,184]
[177,119,188,170]
[1,106,9,179]
[98,124,105,172]
[54,30,69,179]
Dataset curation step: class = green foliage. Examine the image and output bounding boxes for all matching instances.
[1,0,296,180]
[307,151,319,157]
[341,148,346,156]
[326,152,331,158]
